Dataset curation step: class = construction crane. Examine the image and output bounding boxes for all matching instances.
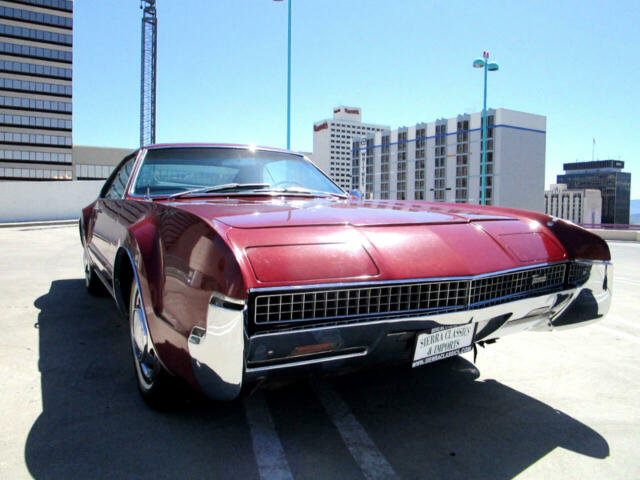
[140,0,157,147]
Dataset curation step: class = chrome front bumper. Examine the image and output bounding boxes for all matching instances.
[188,261,612,401]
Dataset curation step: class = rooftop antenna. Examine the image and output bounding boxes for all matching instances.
[140,0,157,147]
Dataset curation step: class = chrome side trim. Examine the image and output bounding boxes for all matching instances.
[548,260,612,330]
[210,291,246,310]
[245,349,368,374]
[187,296,246,401]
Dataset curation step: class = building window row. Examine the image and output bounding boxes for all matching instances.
[0,113,71,130]
[0,77,71,97]
[397,131,407,200]
[0,131,71,146]
[380,134,390,199]
[415,127,426,199]
[0,23,72,46]
[0,41,72,63]
[0,148,71,163]
[76,164,114,180]
[0,6,72,29]
[0,60,72,79]
[365,138,374,198]
[455,120,470,203]
[0,166,71,179]
[351,143,360,190]
[433,123,447,201]
[11,0,74,13]
[0,95,72,112]
[478,115,495,205]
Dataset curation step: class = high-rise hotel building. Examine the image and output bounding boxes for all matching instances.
[312,106,389,191]
[0,0,73,181]
[350,108,546,212]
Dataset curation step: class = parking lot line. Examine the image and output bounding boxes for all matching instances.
[243,391,294,480]
[311,379,398,480]
[615,277,640,286]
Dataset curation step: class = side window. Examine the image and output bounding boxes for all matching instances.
[102,156,136,200]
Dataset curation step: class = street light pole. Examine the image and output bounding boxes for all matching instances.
[473,51,499,205]
[286,0,291,150]
[481,51,488,205]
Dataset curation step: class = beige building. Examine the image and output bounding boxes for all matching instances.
[72,145,133,181]
[351,108,547,212]
[312,106,389,191]
[545,183,602,225]
[0,0,74,181]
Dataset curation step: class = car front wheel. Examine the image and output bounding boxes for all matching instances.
[129,279,175,407]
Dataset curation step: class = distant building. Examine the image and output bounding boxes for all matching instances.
[312,106,389,191]
[0,0,74,181]
[351,108,546,211]
[557,160,631,224]
[544,183,601,225]
[72,145,133,181]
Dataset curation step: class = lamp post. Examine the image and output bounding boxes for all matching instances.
[274,0,292,150]
[473,51,499,205]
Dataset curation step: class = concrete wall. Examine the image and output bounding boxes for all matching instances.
[588,228,640,242]
[0,180,102,223]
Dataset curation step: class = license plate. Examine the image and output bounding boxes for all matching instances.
[412,324,476,368]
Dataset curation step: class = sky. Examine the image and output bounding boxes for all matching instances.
[73,0,640,198]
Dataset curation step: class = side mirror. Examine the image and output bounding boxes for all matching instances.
[350,189,363,200]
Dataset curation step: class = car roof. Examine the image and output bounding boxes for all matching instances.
[142,143,301,156]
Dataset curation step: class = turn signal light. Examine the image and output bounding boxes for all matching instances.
[290,342,337,357]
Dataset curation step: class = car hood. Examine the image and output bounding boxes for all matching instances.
[165,197,569,288]
[166,197,515,228]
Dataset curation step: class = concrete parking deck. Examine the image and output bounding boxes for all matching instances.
[1,225,638,479]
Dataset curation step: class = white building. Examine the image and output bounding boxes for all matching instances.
[545,183,602,225]
[312,106,389,191]
[350,108,547,211]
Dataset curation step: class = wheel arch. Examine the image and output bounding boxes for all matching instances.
[113,247,136,316]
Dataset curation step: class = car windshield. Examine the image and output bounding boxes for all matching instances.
[132,147,344,197]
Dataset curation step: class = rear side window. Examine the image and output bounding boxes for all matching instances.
[103,156,135,199]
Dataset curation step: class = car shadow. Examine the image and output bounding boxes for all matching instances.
[25,279,609,480]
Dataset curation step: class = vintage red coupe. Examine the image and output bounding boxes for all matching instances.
[80,144,612,405]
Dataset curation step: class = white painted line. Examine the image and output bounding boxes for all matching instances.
[312,379,398,480]
[614,277,640,286]
[593,324,640,345]
[243,391,294,480]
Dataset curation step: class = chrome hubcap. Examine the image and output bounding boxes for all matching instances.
[131,291,156,384]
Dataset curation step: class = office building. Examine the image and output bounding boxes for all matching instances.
[312,106,389,191]
[0,0,73,181]
[557,160,631,224]
[544,183,602,225]
[351,108,546,211]
[72,145,133,181]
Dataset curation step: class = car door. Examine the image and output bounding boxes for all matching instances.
[89,153,137,283]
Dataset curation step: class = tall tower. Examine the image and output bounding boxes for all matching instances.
[140,0,157,147]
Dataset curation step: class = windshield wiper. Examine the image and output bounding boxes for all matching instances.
[168,183,271,199]
[261,187,348,199]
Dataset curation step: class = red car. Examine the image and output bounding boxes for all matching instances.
[80,144,612,405]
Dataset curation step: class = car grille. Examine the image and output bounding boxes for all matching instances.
[252,263,568,328]
[468,264,566,307]
[567,262,592,286]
